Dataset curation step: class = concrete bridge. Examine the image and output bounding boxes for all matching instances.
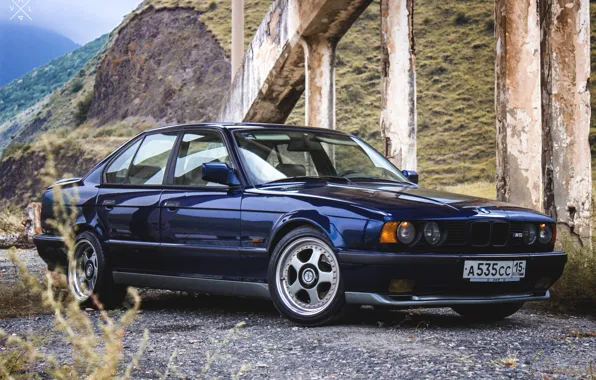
[219,0,592,244]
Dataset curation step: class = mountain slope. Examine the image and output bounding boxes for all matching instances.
[0,34,108,126]
[90,7,230,124]
[0,24,79,86]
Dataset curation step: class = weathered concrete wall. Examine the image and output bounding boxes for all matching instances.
[380,0,417,170]
[541,0,592,242]
[495,0,544,212]
[219,0,373,124]
[232,0,245,80]
[304,36,337,130]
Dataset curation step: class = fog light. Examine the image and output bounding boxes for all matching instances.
[388,279,415,293]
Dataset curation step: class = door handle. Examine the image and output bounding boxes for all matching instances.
[103,200,116,210]
[164,201,180,211]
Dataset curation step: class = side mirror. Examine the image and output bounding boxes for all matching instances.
[402,170,419,184]
[202,163,241,186]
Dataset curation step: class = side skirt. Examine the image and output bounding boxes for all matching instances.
[112,272,271,300]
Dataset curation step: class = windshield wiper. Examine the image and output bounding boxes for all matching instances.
[262,176,352,186]
[349,177,413,185]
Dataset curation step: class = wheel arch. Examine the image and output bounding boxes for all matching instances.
[267,211,347,254]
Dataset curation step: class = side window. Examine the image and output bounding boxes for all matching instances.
[127,133,177,185]
[104,140,141,184]
[173,131,230,186]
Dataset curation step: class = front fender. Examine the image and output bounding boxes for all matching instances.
[268,210,368,252]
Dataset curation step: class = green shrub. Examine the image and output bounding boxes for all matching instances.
[454,12,471,25]
[74,91,94,126]
[70,78,84,94]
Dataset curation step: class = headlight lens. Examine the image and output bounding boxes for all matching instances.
[539,224,553,244]
[397,221,416,244]
[423,222,441,245]
[523,224,537,245]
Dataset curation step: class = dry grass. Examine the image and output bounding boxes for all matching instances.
[0,142,148,379]
[0,201,24,235]
[0,268,50,319]
[499,352,518,368]
[438,181,496,200]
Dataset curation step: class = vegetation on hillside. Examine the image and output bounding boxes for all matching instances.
[0,35,108,125]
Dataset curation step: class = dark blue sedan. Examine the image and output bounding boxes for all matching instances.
[34,123,567,325]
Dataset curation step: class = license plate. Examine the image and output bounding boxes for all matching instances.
[463,260,526,282]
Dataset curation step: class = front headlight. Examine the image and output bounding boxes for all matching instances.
[523,224,537,245]
[397,221,416,244]
[539,224,553,244]
[423,222,441,245]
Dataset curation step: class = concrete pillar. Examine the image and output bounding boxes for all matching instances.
[231,0,244,81]
[304,36,337,130]
[380,0,416,171]
[495,0,543,212]
[541,0,592,242]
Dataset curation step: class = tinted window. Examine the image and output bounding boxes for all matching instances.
[127,133,177,185]
[104,140,141,184]
[173,131,230,186]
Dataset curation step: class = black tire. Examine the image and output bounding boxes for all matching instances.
[67,231,127,309]
[451,302,524,321]
[268,226,345,326]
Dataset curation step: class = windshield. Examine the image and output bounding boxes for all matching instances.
[234,129,410,185]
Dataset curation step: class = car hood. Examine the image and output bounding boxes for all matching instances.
[265,182,551,221]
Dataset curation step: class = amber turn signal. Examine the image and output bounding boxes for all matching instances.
[380,221,399,243]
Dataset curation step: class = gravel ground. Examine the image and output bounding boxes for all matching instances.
[1,249,595,379]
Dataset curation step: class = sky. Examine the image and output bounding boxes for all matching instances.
[1,0,143,44]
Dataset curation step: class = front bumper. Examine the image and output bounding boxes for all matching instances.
[338,250,566,307]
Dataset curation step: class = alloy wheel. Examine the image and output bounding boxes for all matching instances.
[275,237,340,316]
[68,239,99,302]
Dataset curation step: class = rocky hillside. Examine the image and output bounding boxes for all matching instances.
[90,7,230,125]
[0,2,231,205]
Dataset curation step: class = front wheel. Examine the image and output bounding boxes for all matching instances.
[268,227,345,326]
[451,302,525,321]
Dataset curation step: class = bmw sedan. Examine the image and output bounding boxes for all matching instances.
[34,123,567,326]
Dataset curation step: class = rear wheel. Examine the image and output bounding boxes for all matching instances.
[451,302,524,321]
[67,231,126,309]
[268,227,345,326]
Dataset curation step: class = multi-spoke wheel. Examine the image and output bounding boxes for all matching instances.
[69,239,99,302]
[269,227,345,326]
[67,231,127,309]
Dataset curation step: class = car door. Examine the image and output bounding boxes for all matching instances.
[159,129,243,279]
[97,132,178,273]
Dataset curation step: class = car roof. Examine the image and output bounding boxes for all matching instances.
[143,122,351,136]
